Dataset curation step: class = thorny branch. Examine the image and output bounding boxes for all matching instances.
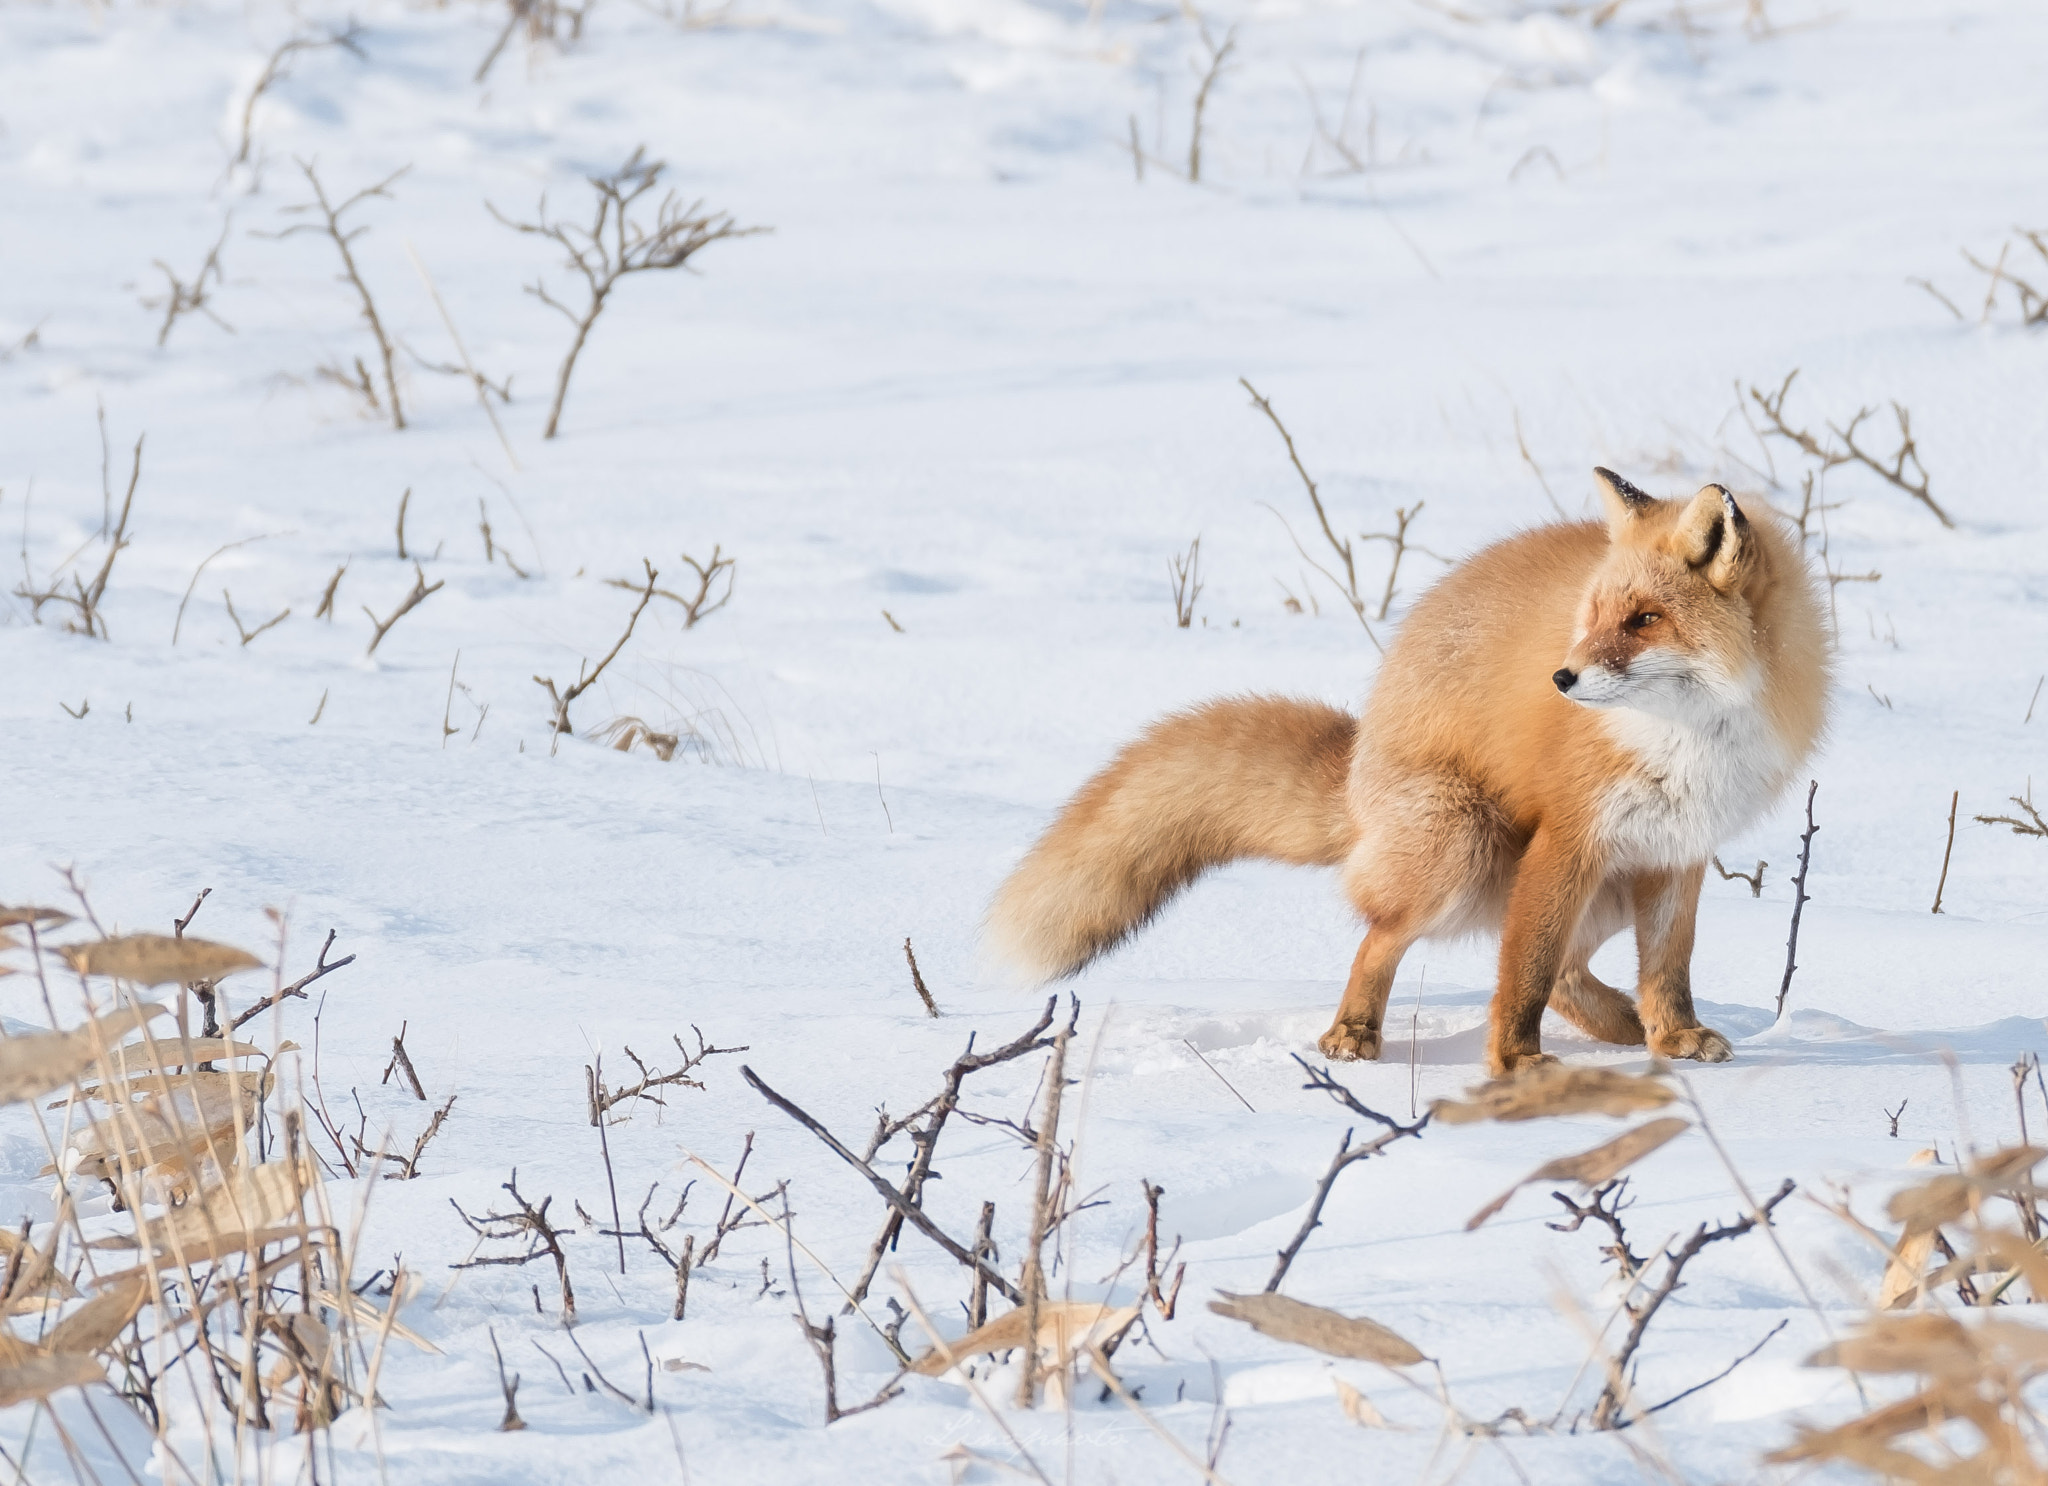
[586,1027,747,1125]
[1776,781,1819,1020]
[1977,789,2048,840]
[1591,1178,1796,1430]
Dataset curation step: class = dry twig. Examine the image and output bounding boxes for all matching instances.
[144,216,235,347]
[1776,781,1818,1020]
[1168,537,1202,628]
[363,561,444,655]
[535,558,657,738]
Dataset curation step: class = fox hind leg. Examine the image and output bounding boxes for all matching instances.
[1547,880,1645,1047]
[1548,962,1646,1046]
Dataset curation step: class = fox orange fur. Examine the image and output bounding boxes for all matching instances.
[987,470,1828,1076]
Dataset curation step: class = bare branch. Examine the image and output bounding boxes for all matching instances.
[535,558,658,738]
[489,150,767,437]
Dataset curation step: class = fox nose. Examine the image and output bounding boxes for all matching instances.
[1552,668,1577,694]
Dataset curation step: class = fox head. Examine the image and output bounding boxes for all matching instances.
[1552,468,1766,716]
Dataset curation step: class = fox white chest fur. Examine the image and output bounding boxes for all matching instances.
[1593,697,1791,871]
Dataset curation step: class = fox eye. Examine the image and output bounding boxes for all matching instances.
[1626,612,1661,631]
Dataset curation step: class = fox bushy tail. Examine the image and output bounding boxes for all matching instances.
[986,696,1356,981]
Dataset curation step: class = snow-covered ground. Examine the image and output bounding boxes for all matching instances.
[3,0,2047,1478]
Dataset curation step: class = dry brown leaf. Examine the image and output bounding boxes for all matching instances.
[0,1003,168,1105]
[61,934,262,986]
[1887,1146,2047,1235]
[61,1068,270,1197]
[1430,1063,1677,1125]
[0,1351,102,1408]
[1334,1375,1403,1428]
[1208,1291,1426,1366]
[0,906,71,929]
[1764,1384,1980,1469]
[45,1273,151,1354]
[909,1300,1138,1377]
[1879,1228,1940,1310]
[80,1035,279,1083]
[1466,1117,1691,1230]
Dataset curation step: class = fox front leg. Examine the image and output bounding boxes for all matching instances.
[1631,866,1732,1063]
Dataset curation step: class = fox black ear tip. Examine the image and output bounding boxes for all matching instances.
[1594,467,1655,510]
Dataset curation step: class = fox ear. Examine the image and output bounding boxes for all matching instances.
[1672,484,1751,591]
[1592,467,1657,537]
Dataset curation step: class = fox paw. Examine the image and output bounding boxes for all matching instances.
[1487,1049,1560,1079]
[1317,1022,1382,1062]
[1650,1026,1733,1063]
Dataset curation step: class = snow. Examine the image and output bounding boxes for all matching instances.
[3,0,2048,1479]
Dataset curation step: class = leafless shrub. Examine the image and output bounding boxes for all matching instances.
[1748,370,1952,528]
[453,1170,578,1323]
[607,544,734,627]
[263,162,411,430]
[15,431,142,639]
[1168,536,1202,627]
[143,215,234,347]
[476,0,594,83]
[1239,377,1442,650]
[363,560,444,655]
[585,1027,746,1125]
[1977,787,2048,840]
[490,150,768,438]
[745,998,1071,1315]
[234,21,365,169]
[535,559,657,740]
[1923,228,2048,327]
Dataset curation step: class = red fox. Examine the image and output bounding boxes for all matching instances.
[988,470,1828,1076]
